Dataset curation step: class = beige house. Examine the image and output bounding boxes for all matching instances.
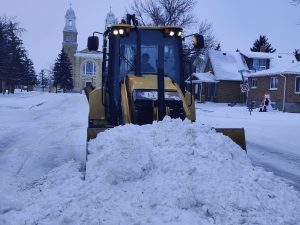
[74,49,102,91]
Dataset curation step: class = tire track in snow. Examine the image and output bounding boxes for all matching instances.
[248,141,300,191]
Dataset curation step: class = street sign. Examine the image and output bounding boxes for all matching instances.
[240,83,249,93]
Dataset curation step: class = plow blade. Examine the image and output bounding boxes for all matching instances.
[215,128,246,151]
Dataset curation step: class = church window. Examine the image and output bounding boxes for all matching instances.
[83,61,96,75]
[65,35,73,43]
[69,20,72,26]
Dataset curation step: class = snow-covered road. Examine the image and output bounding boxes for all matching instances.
[196,102,300,191]
[0,91,88,189]
[1,92,299,192]
[0,92,299,224]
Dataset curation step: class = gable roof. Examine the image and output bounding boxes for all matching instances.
[269,53,296,69]
[240,51,274,59]
[247,63,300,77]
[185,72,217,83]
[240,51,296,69]
[208,50,249,81]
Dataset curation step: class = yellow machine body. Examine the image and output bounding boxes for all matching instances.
[85,21,246,152]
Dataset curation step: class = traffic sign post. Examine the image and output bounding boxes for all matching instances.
[240,83,249,105]
[240,83,249,93]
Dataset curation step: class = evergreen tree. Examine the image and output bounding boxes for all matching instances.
[0,16,35,94]
[294,49,300,61]
[20,56,37,91]
[38,69,48,92]
[52,48,73,93]
[250,35,276,53]
[215,43,221,51]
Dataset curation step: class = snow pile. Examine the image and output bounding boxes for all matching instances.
[1,118,299,225]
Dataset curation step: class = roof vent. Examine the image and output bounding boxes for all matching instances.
[222,53,227,56]
[278,55,282,58]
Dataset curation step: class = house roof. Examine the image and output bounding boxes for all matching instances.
[240,51,296,69]
[269,53,296,69]
[208,50,249,81]
[247,63,300,77]
[185,72,217,83]
[240,51,274,59]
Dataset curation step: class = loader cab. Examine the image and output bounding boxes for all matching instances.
[102,25,185,124]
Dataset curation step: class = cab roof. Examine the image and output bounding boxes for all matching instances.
[106,24,182,32]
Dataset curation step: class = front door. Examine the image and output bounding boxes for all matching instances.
[205,83,215,101]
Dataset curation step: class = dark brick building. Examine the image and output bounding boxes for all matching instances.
[193,50,248,103]
[247,63,300,112]
[194,50,297,104]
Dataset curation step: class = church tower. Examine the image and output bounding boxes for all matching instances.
[105,7,118,30]
[62,5,78,79]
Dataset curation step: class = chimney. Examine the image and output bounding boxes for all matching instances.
[260,46,266,52]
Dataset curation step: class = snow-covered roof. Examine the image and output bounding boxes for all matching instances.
[74,52,102,59]
[240,51,296,69]
[240,51,274,59]
[269,53,296,69]
[185,72,217,83]
[208,50,249,81]
[247,63,300,77]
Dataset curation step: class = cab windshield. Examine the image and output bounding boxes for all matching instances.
[118,30,181,84]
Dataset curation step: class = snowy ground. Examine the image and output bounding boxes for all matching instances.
[196,102,300,191]
[0,90,88,195]
[0,91,299,224]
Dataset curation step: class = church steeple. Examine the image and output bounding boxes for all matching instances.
[62,4,78,89]
[105,7,118,30]
[64,4,77,32]
[63,4,77,47]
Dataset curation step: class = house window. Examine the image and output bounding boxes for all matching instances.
[83,61,96,75]
[253,59,267,71]
[270,77,278,89]
[251,78,257,88]
[296,76,300,93]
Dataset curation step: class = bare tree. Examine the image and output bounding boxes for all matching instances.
[130,0,216,52]
[198,21,216,53]
[184,21,217,60]
[131,0,196,28]
[290,0,300,5]
[182,21,217,78]
[130,0,217,78]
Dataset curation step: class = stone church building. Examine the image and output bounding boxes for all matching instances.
[62,6,117,91]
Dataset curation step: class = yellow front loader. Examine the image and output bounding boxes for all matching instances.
[84,14,246,156]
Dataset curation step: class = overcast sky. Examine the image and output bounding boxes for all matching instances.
[1,0,299,72]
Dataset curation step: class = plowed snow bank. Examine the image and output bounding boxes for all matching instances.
[1,118,299,225]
